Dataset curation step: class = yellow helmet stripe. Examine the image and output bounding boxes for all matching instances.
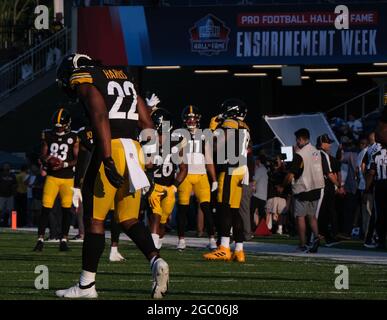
[57,108,64,124]
[189,105,193,114]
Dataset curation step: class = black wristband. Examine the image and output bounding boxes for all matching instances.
[103,156,113,165]
[173,180,181,188]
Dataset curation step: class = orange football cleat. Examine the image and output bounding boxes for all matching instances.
[203,245,231,261]
[232,250,246,263]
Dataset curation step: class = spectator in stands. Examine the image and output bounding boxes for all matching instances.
[337,141,359,239]
[239,144,255,239]
[21,63,33,81]
[15,165,28,227]
[52,13,64,33]
[250,154,268,232]
[347,114,363,141]
[31,168,45,226]
[0,163,17,226]
[46,45,62,71]
[25,165,40,227]
[356,136,369,238]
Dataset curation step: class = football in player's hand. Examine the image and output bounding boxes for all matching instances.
[47,157,62,169]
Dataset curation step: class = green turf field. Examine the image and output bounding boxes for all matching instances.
[0,230,386,300]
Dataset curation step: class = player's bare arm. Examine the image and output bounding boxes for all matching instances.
[76,83,112,159]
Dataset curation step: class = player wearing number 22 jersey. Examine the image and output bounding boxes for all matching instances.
[54,54,169,300]
[34,107,79,252]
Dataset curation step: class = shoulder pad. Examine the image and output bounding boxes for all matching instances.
[69,66,95,89]
[238,120,250,130]
[221,118,238,129]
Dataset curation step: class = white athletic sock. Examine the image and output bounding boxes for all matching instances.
[110,246,118,254]
[80,270,96,287]
[235,242,243,252]
[38,237,44,242]
[61,238,67,242]
[220,237,230,248]
[151,233,160,249]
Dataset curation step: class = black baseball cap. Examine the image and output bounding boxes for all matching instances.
[317,134,334,145]
[294,128,310,139]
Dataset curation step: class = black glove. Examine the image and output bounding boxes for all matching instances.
[103,157,124,188]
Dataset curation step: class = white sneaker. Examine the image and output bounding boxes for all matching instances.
[208,238,217,250]
[176,239,186,251]
[151,258,169,299]
[56,283,98,299]
[109,250,125,262]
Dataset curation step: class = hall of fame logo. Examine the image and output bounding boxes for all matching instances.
[189,14,230,56]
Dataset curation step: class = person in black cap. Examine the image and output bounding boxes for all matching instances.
[316,134,343,246]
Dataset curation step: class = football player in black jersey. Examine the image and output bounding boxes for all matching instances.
[33,108,79,252]
[55,54,169,299]
[176,105,218,251]
[147,108,188,250]
[204,99,250,263]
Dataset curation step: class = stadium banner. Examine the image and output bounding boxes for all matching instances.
[264,113,340,155]
[77,4,387,66]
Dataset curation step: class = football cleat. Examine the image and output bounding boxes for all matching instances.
[109,250,125,262]
[56,283,98,299]
[232,250,246,263]
[151,258,169,299]
[176,239,186,251]
[59,240,70,252]
[203,245,232,261]
[33,240,44,252]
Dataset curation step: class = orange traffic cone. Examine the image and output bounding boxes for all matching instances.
[11,211,17,230]
[254,219,272,236]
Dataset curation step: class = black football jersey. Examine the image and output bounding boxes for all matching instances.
[77,126,94,152]
[42,130,78,178]
[152,138,185,186]
[70,66,139,140]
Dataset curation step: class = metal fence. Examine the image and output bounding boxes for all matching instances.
[326,86,383,121]
[0,27,71,101]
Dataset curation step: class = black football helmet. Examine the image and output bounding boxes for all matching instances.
[56,53,94,96]
[220,99,247,121]
[52,108,71,134]
[181,105,201,131]
[150,108,174,134]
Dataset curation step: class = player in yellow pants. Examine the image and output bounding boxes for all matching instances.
[147,108,188,250]
[34,108,79,252]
